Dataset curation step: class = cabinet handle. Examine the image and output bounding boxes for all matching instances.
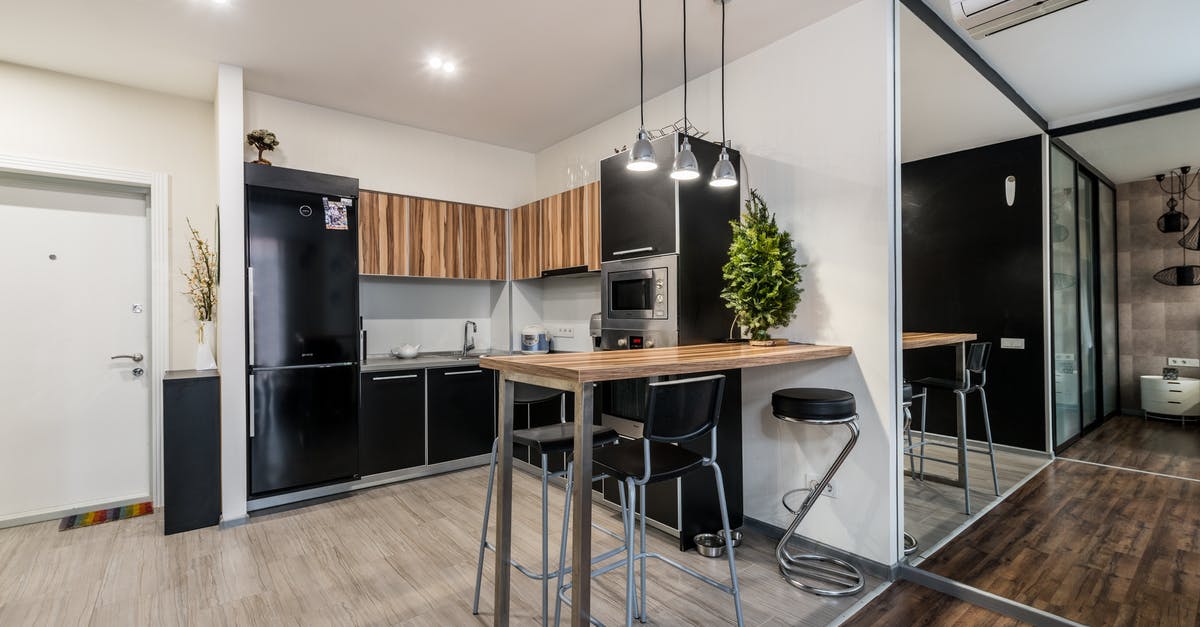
[612,246,654,257]
[248,374,255,438]
[247,267,255,365]
[1168,400,1182,404]
[1169,389,1183,393]
[444,369,484,376]
[373,374,418,381]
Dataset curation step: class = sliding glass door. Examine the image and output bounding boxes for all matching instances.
[1051,144,1118,450]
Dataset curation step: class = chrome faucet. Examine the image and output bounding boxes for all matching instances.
[462,320,477,355]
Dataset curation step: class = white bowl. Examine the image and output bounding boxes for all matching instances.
[390,344,421,359]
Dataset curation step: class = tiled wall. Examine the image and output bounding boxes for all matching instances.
[1117,178,1200,411]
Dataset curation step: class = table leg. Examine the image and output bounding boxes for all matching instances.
[954,343,967,490]
[570,382,594,626]
[492,375,515,626]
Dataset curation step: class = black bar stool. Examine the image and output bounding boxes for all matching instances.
[910,342,999,514]
[472,383,622,627]
[772,388,864,596]
[556,374,744,627]
[901,382,920,556]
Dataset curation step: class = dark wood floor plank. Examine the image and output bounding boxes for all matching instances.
[1061,415,1200,479]
[917,460,1200,627]
[842,580,1028,627]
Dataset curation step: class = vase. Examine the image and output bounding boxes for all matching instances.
[195,321,217,370]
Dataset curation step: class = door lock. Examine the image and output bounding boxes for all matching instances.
[132,367,144,377]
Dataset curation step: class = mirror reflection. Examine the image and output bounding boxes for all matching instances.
[891,0,1200,625]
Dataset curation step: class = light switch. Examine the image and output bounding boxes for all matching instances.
[1000,338,1025,349]
[1168,357,1200,367]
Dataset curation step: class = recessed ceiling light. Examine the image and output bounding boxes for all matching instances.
[212,0,229,4]
[441,61,456,74]
[428,57,444,70]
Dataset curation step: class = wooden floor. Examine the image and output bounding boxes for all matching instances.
[842,580,1028,627]
[903,437,1047,558]
[1060,414,1200,479]
[916,459,1200,626]
[0,466,879,626]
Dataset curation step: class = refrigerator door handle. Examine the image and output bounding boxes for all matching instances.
[248,373,256,438]
[247,266,255,365]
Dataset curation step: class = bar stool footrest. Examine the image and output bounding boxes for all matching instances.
[777,553,865,596]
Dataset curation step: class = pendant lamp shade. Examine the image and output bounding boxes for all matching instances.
[671,137,700,180]
[710,146,737,187]
[1154,265,1200,286]
[629,128,658,171]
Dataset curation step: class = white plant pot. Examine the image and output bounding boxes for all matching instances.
[195,320,217,370]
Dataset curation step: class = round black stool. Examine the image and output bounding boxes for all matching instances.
[771,388,865,596]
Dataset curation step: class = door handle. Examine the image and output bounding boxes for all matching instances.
[612,246,655,257]
[111,353,144,362]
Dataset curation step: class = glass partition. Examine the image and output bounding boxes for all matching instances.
[1098,184,1118,416]
[1051,146,1082,446]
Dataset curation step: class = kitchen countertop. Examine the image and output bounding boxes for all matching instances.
[360,350,514,373]
[481,342,853,383]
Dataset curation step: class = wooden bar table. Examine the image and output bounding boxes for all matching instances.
[901,332,977,489]
[480,342,852,626]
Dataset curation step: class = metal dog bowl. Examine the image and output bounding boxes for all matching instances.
[717,529,743,548]
[693,533,727,558]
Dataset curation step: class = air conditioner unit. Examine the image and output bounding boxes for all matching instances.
[951,0,1088,39]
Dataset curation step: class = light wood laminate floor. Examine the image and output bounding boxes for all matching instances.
[0,466,879,626]
[903,436,1047,559]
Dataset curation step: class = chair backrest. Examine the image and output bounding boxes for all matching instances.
[642,374,726,443]
[967,342,991,374]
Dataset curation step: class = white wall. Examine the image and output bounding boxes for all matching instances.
[0,61,216,371]
[243,91,535,209]
[215,65,247,524]
[534,0,899,564]
[360,277,505,354]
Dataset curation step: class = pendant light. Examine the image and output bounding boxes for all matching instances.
[670,0,700,181]
[628,0,657,172]
[710,0,737,188]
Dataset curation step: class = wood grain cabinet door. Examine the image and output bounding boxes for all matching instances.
[584,181,601,271]
[542,189,588,271]
[462,205,507,280]
[358,191,408,276]
[408,198,462,278]
[510,201,542,280]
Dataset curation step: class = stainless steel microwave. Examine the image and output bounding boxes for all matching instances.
[602,255,674,321]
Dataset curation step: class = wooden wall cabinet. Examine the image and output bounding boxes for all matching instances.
[408,198,462,278]
[513,181,600,280]
[462,205,507,280]
[358,191,408,276]
[511,201,542,280]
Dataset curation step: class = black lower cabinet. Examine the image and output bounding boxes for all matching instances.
[359,369,426,475]
[427,366,496,464]
[163,371,220,535]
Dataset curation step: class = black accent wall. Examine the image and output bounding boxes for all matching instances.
[902,135,1046,451]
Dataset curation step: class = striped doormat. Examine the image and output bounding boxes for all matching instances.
[58,502,153,531]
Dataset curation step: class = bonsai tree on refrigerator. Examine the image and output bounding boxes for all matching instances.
[720,189,804,346]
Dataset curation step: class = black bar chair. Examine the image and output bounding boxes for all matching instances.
[771,388,865,596]
[909,341,999,514]
[556,374,743,627]
[901,382,920,556]
[472,383,623,627]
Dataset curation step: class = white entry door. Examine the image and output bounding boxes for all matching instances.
[0,180,151,525]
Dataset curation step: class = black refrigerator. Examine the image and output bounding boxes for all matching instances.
[245,164,360,497]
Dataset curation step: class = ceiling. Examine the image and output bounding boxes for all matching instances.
[0,0,859,152]
[917,0,1200,129]
[1060,109,1200,184]
[899,4,1040,163]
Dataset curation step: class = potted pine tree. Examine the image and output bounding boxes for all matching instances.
[720,189,804,346]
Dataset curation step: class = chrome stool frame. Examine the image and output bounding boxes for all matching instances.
[774,412,865,597]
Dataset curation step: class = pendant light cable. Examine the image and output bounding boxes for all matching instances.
[720,0,726,147]
[639,0,645,128]
[682,0,688,129]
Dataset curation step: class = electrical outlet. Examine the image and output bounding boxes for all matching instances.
[805,473,837,499]
[552,326,575,338]
[1000,337,1025,349]
[1168,357,1200,367]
